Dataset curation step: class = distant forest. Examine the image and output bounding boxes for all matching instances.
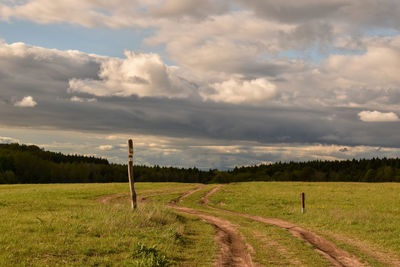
[1,143,400,184]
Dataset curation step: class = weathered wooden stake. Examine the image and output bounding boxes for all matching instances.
[301,192,305,214]
[128,139,137,210]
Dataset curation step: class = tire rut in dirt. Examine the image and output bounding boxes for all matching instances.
[202,185,366,267]
[168,203,253,267]
[169,184,207,204]
[170,186,253,265]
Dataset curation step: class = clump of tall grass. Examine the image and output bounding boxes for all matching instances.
[135,202,179,227]
[131,242,171,266]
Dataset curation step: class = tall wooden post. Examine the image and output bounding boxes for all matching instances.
[301,192,305,214]
[128,139,137,210]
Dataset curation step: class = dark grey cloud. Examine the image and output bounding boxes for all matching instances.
[149,0,229,19]
[234,0,400,31]
[2,91,400,149]
[234,0,348,24]
[1,36,400,170]
[1,41,400,151]
[2,0,400,168]
[280,22,334,51]
[0,43,101,102]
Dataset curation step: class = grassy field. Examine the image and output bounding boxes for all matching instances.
[206,182,400,265]
[1,182,399,266]
[175,185,332,266]
[0,183,216,266]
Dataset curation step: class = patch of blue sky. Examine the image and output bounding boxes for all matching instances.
[277,50,304,60]
[329,47,365,57]
[277,42,369,64]
[277,45,328,63]
[0,19,159,58]
[364,27,400,38]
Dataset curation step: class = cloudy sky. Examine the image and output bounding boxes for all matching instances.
[1,0,400,169]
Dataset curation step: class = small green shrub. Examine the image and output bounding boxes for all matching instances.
[131,242,171,267]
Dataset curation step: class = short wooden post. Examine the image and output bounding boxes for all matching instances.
[301,192,305,214]
[128,139,137,210]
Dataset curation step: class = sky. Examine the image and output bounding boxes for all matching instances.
[1,0,400,169]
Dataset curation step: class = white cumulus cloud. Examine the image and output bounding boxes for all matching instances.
[70,96,97,102]
[68,50,198,99]
[14,96,37,107]
[358,110,399,122]
[204,77,277,104]
[97,145,113,151]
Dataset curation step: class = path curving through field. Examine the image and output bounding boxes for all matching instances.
[97,184,371,266]
[169,203,254,267]
[170,184,207,204]
[98,186,254,267]
[168,185,254,267]
[201,185,365,267]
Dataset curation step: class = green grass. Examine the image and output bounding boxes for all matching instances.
[0,183,216,266]
[206,182,400,265]
[177,185,331,266]
[2,182,399,266]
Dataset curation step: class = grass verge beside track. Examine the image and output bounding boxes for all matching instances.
[0,183,215,266]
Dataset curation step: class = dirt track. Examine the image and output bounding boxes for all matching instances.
[169,203,254,267]
[201,185,365,267]
[168,185,254,266]
[98,185,374,267]
[98,186,254,266]
[171,184,207,203]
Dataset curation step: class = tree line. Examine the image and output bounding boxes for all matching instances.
[0,144,213,184]
[1,143,400,184]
